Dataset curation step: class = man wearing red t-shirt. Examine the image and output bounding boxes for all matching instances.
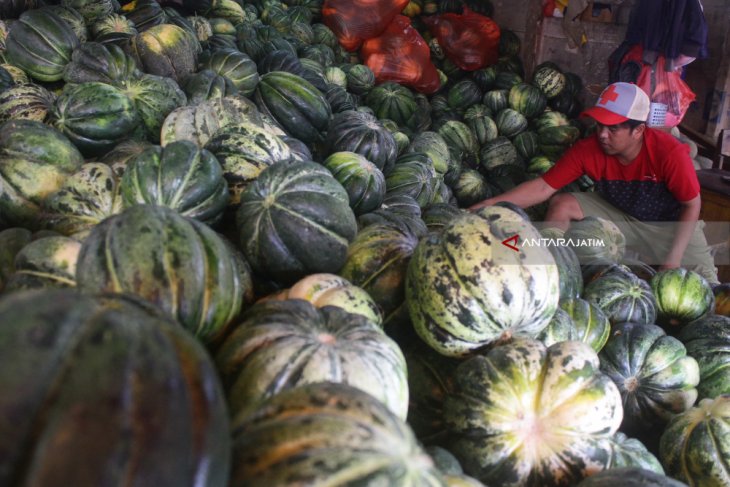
[470,82,718,284]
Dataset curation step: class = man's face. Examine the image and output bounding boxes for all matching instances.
[595,122,643,156]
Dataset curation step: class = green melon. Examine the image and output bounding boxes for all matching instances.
[599,321,699,434]
[540,226,583,299]
[508,82,547,119]
[0,83,56,123]
[535,306,578,346]
[565,216,626,265]
[262,273,382,326]
[322,151,386,216]
[583,271,658,325]
[128,23,201,83]
[606,432,664,474]
[122,74,187,143]
[659,395,730,486]
[0,228,33,293]
[5,9,80,82]
[495,107,528,138]
[575,468,686,486]
[51,81,141,157]
[385,156,440,209]
[559,297,611,352]
[651,268,715,330]
[254,70,331,144]
[463,104,498,146]
[229,382,443,486]
[120,141,228,225]
[403,339,461,445]
[235,161,357,286]
[325,110,399,173]
[678,314,730,400]
[339,222,421,335]
[532,64,566,99]
[199,47,259,96]
[62,41,141,86]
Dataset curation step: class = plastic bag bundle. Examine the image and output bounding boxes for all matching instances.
[637,56,696,127]
[360,15,441,94]
[422,7,501,71]
[322,0,410,51]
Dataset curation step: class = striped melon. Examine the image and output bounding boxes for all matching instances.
[650,268,715,330]
[260,273,382,325]
[532,64,566,99]
[339,222,422,336]
[76,204,250,345]
[445,338,623,486]
[480,136,520,174]
[495,107,528,138]
[576,468,686,486]
[0,83,56,122]
[463,104,498,146]
[2,236,80,292]
[659,395,730,486]
[406,207,559,357]
[204,122,292,207]
[120,141,228,225]
[215,299,407,418]
[42,163,123,238]
[679,314,730,400]
[0,289,231,487]
[560,297,611,352]
[508,82,547,119]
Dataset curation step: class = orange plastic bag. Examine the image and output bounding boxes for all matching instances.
[322,0,410,52]
[422,7,501,71]
[360,15,441,94]
[636,56,696,127]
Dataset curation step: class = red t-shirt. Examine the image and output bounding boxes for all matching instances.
[541,128,699,221]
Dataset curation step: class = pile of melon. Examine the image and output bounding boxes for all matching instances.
[0,0,728,485]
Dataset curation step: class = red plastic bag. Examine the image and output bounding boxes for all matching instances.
[322,0,410,52]
[636,56,696,127]
[422,7,501,71]
[360,15,441,94]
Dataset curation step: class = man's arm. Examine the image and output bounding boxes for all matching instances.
[468,177,559,211]
[661,195,701,270]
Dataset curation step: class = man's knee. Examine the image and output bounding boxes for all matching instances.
[546,193,584,224]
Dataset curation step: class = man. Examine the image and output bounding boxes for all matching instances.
[470,81,719,284]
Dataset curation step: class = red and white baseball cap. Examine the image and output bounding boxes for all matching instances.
[581,82,650,125]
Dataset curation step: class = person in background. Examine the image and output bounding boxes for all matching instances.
[469,81,719,285]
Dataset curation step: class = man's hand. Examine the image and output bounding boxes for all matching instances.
[468,200,492,212]
[466,178,558,213]
[661,195,701,273]
[658,262,681,272]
